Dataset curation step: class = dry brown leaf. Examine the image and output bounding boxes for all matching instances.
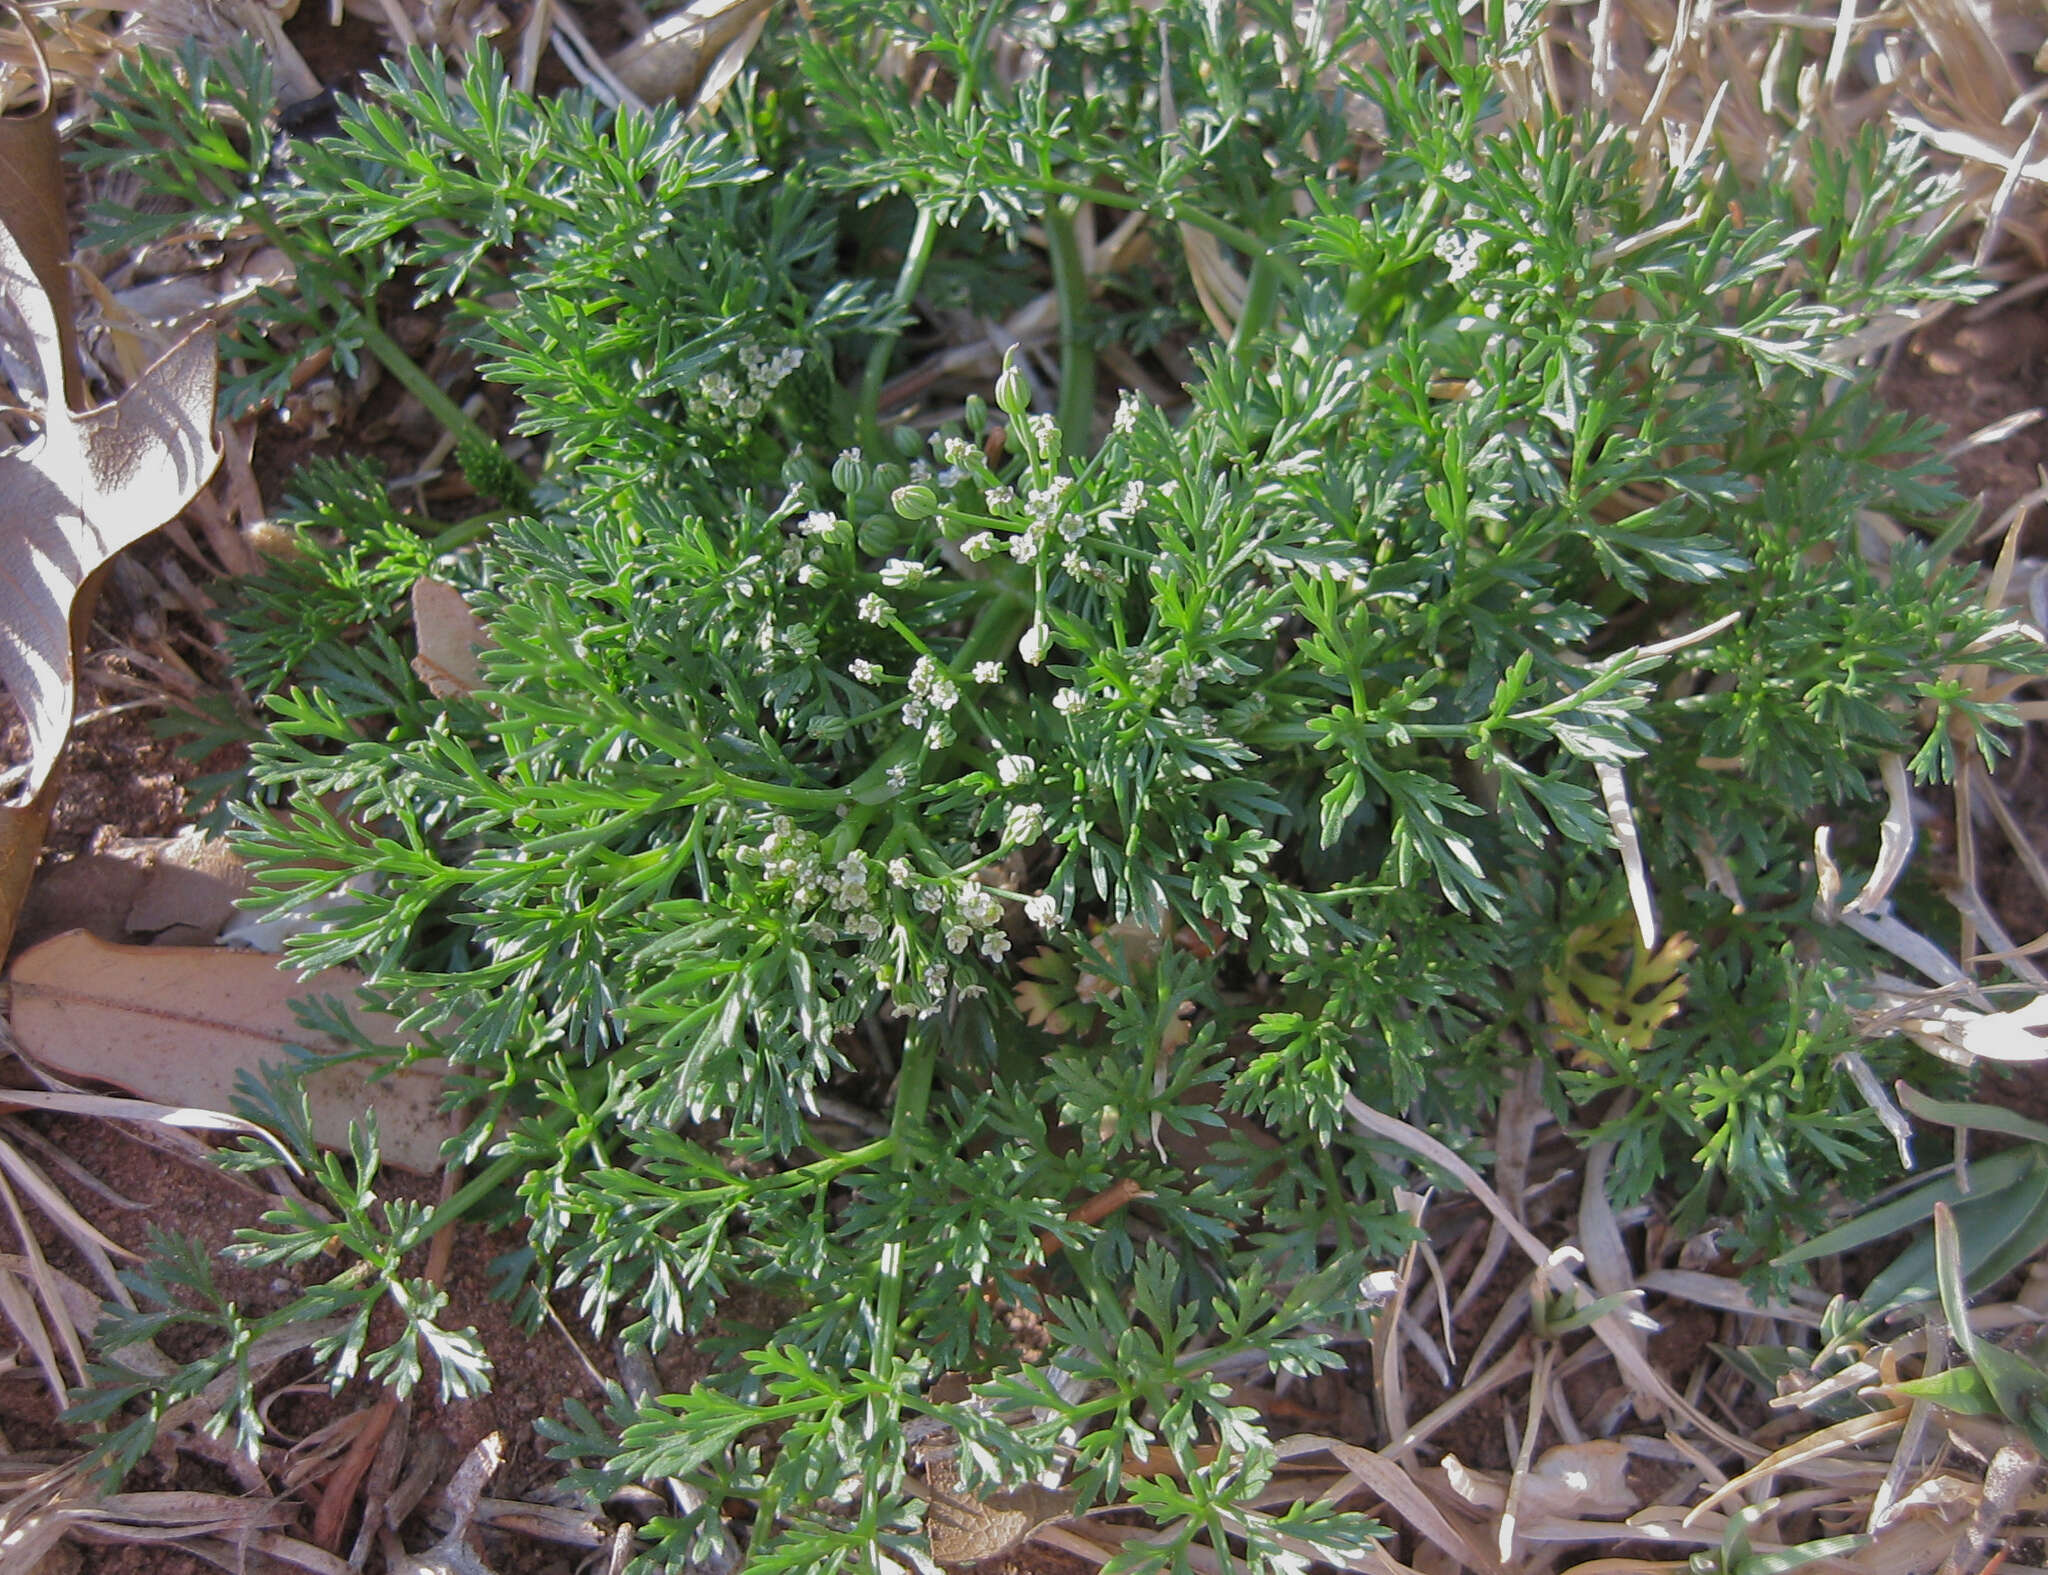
[17,830,249,952]
[0,112,217,961]
[410,577,492,699]
[6,932,454,1172]
[606,0,774,110]
[0,149,218,802]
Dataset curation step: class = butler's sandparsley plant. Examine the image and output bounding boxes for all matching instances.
[71,0,2045,1568]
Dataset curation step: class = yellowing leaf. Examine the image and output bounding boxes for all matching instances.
[1544,918,1697,1065]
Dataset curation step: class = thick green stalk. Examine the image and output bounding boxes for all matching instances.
[415,1151,526,1238]
[858,202,944,452]
[1038,178,1302,288]
[1043,198,1096,456]
[1228,253,1284,373]
[352,314,501,457]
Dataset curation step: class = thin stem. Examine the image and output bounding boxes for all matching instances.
[353,313,499,456]
[1229,252,1284,372]
[1043,197,1096,455]
[246,206,503,458]
[858,202,944,452]
[414,1151,524,1239]
[1038,178,1302,287]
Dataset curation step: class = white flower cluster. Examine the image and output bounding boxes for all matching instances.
[774,508,844,590]
[685,339,806,425]
[732,818,887,942]
[1434,229,1483,284]
[729,823,1024,1018]
[926,880,1010,962]
[879,559,930,589]
[902,655,959,729]
[1004,802,1044,844]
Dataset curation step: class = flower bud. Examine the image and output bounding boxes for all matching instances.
[1019,623,1050,665]
[891,484,940,520]
[964,394,989,436]
[891,424,925,460]
[995,350,1031,418]
[831,451,870,495]
[856,516,904,556]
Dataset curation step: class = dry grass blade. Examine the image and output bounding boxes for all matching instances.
[1683,1407,1909,1525]
[1344,1093,1758,1459]
[1311,1438,1509,1575]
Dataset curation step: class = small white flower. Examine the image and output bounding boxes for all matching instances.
[858,593,890,624]
[879,559,929,589]
[1434,228,1482,283]
[1004,802,1045,844]
[937,466,965,489]
[1112,388,1143,436]
[1053,688,1085,715]
[961,532,1000,560]
[1019,623,1050,665]
[800,510,840,537]
[972,660,1002,684]
[887,762,913,790]
[850,658,880,683]
[944,923,973,954]
[796,564,823,586]
[979,931,1011,963]
[909,655,959,713]
[888,858,913,883]
[985,485,1016,511]
[996,753,1036,786]
[1024,893,1058,926]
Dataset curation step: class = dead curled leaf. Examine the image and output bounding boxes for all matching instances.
[0,193,219,802]
[410,577,492,699]
[0,111,218,959]
[5,932,455,1173]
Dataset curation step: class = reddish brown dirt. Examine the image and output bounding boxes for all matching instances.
[1883,297,2048,536]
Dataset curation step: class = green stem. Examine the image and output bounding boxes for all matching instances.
[416,1151,525,1239]
[869,1027,938,1361]
[1043,197,1096,455]
[1038,178,1302,287]
[354,313,500,456]
[1228,252,1284,373]
[858,202,944,452]
[246,206,503,458]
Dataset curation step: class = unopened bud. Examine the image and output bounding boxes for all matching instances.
[891,484,940,520]
[995,350,1030,418]
[831,451,870,494]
